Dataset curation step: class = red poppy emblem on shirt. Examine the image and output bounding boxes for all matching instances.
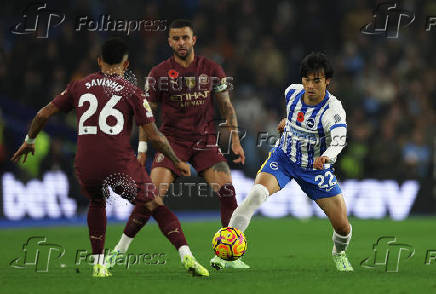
[168,69,179,79]
[297,112,305,122]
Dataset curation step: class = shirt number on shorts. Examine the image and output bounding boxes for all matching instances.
[78,93,124,135]
[315,171,337,190]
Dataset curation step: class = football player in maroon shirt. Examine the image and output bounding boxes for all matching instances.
[109,19,249,270]
[11,38,209,277]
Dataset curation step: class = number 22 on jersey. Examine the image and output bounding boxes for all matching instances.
[78,93,124,135]
[315,171,337,191]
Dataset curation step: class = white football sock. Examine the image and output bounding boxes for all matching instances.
[332,224,352,254]
[92,254,105,266]
[228,184,269,232]
[178,245,192,262]
[114,233,133,253]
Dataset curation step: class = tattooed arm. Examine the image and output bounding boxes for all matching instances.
[215,90,245,164]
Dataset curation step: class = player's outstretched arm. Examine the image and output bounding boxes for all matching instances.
[11,102,60,163]
[215,90,245,164]
[140,122,191,176]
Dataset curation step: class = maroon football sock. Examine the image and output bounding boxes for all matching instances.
[152,205,187,250]
[123,202,152,238]
[218,183,238,227]
[88,199,107,254]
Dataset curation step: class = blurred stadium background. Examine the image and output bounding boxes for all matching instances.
[0,0,435,224]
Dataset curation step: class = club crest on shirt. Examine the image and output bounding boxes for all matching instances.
[270,162,278,170]
[199,74,209,85]
[185,77,196,89]
[334,114,341,123]
[155,153,165,163]
[305,118,316,130]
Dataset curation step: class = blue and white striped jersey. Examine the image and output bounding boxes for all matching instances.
[278,84,347,169]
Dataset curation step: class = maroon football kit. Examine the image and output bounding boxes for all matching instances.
[52,71,156,202]
[52,71,190,255]
[145,55,228,175]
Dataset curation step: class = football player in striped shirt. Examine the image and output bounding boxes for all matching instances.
[228,52,353,271]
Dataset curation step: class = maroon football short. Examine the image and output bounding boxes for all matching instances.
[77,157,157,203]
[152,135,226,176]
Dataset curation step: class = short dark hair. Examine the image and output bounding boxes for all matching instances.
[169,19,194,33]
[101,38,129,65]
[300,52,334,79]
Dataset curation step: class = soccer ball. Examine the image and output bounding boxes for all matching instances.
[212,227,247,261]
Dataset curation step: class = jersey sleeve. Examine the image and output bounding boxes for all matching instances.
[52,82,75,112]
[144,67,161,103]
[212,63,228,93]
[322,101,347,131]
[321,101,347,163]
[130,88,155,126]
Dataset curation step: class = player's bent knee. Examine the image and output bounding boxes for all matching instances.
[144,198,163,212]
[255,172,280,195]
[207,181,226,193]
[153,181,172,198]
[216,177,233,190]
[203,164,233,192]
[151,168,175,197]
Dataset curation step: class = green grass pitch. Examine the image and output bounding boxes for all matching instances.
[1,217,435,294]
